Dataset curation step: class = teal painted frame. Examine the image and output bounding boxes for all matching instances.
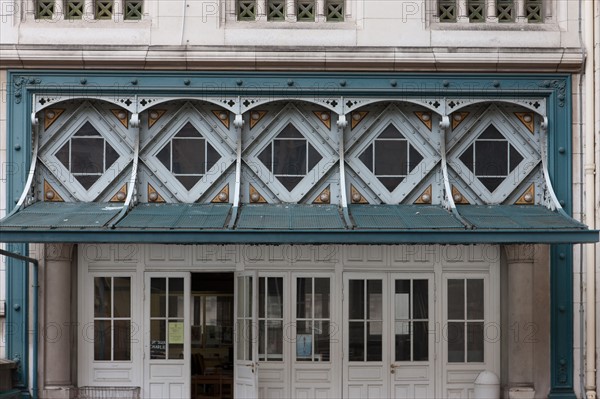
[5,71,575,398]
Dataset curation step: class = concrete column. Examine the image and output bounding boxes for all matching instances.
[486,0,498,22]
[41,243,75,399]
[516,0,526,22]
[504,245,536,396]
[457,0,469,22]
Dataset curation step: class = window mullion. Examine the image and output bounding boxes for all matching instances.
[486,0,497,21]
[257,0,266,19]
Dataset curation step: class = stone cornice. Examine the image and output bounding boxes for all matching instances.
[0,45,584,73]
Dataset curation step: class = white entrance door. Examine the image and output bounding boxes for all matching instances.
[389,275,435,398]
[234,272,259,398]
[343,273,435,399]
[144,273,190,399]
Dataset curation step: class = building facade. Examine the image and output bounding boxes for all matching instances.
[0,1,599,399]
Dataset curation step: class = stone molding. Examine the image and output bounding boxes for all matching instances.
[504,244,536,264]
[44,243,75,262]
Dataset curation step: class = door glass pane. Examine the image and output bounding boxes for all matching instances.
[447,322,465,362]
[467,322,484,362]
[267,320,283,358]
[467,279,484,319]
[94,320,111,360]
[367,280,382,320]
[296,320,312,361]
[447,279,464,319]
[413,321,428,361]
[114,320,131,361]
[395,280,410,320]
[168,321,184,359]
[297,278,312,319]
[413,280,428,319]
[348,321,364,361]
[314,320,330,361]
[366,321,382,361]
[150,319,166,359]
[259,278,265,318]
[267,278,283,318]
[169,278,184,318]
[348,280,364,319]
[94,277,111,318]
[114,277,130,318]
[151,278,166,318]
[395,321,410,361]
[314,278,329,318]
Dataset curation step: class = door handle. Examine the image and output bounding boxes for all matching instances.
[390,364,397,374]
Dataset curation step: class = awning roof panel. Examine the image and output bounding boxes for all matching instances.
[236,204,345,230]
[351,205,464,229]
[118,203,231,229]
[0,202,597,244]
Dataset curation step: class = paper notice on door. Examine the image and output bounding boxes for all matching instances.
[168,322,184,344]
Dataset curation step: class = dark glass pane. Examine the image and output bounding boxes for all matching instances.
[414,321,429,361]
[172,138,204,174]
[276,176,303,191]
[447,279,464,319]
[379,124,404,138]
[358,144,373,172]
[267,320,283,358]
[94,277,111,318]
[114,320,131,361]
[259,277,266,319]
[259,320,265,360]
[157,142,171,170]
[377,177,404,192]
[366,321,382,361]
[479,125,504,140]
[409,145,423,172]
[395,321,410,361]
[467,322,484,362]
[475,140,508,176]
[467,279,484,319]
[315,320,330,361]
[367,280,382,320]
[105,142,119,170]
[150,320,166,359]
[273,139,307,175]
[168,330,184,359]
[176,122,202,137]
[71,138,103,174]
[413,280,428,319]
[297,320,312,361]
[348,280,364,319]
[175,175,201,190]
[277,123,303,138]
[348,321,364,361]
[375,140,407,176]
[258,143,272,170]
[308,144,322,171]
[206,142,221,171]
[296,278,312,319]
[151,278,166,318]
[75,121,101,136]
[113,277,131,318]
[459,144,474,172]
[75,175,100,190]
[509,145,524,172]
[479,177,504,192]
[267,278,283,318]
[314,278,330,319]
[169,278,184,318]
[56,143,70,169]
[447,322,465,362]
[94,320,111,360]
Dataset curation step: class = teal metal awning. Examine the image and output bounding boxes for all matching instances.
[0,202,597,244]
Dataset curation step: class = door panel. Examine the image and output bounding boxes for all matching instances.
[390,276,434,398]
[144,273,190,399]
[343,275,388,399]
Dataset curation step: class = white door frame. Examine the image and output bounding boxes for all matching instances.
[234,271,259,398]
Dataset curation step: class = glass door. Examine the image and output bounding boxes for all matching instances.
[234,272,258,398]
[144,273,190,399]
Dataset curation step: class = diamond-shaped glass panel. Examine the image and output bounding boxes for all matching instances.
[56,143,70,170]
